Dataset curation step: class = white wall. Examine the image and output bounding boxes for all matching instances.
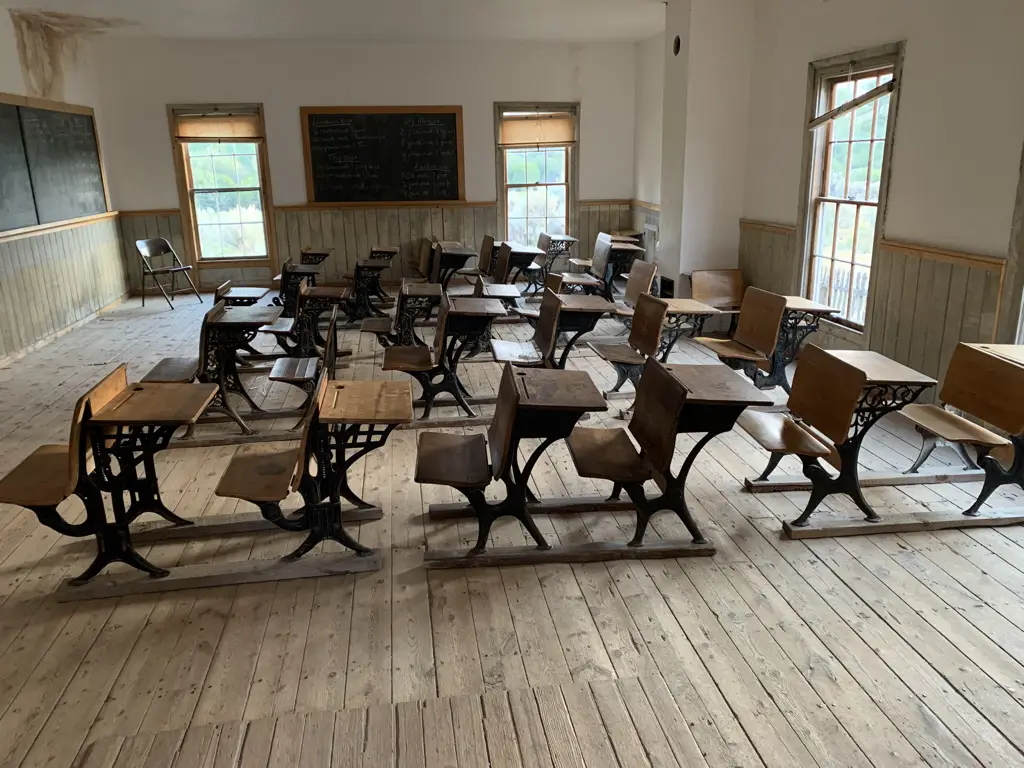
[633,32,664,206]
[0,11,101,105]
[678,0,754,271]
[92,38,638,210]
[744,0,1024,257]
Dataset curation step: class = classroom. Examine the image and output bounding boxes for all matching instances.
[1,0,1024,765]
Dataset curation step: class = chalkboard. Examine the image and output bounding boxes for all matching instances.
[20,107,107,225]
[0,101,107,233]
[0,104,38,231]
[301,107,464,204]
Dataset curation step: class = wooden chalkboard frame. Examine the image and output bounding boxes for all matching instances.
[0,91,111,232]
[299,105,465,207]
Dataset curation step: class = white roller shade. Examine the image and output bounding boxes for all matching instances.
[499,112,576,148]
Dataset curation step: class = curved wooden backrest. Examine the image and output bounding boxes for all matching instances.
[197,300,227,366]
[293,372,330,489]
[324,307,339,379]
[66,363,128,496]
[429,242,443,283]
[623,260,657,308]
[542,272,563,294]
[629,293,669,359]
[691,269,744,308]
[941,343,1024,435]
[479,234,495,274]
[592,234,612,279]
[488,364,520,479]
[214,280,232,302]
[280,258,294,273]
[628,359,687,477]
[788,344,865,445]
[533,289,562,363]
[493,243,513,283]
[733,287,787,357]
[417,239,432,278]
[433,294,451,361]
[537,232,552,255]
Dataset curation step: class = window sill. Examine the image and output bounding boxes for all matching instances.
[197,257,271,269]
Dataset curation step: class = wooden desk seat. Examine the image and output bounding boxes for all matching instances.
[382,345,434,372]
[0,444,72,508]
[568,257,593,271]
[480,283,521,304]
[457,235,494,279]
[214,280,268,306]
[613,261,658,316]
[694,287,786,378]
[269,308,339,420]
[902,343,1020,480]
[738,344,866,519]
[566,427,650,483]
[216,375,326,513]
[515,274,562,324]
[143,302,223,383]
[359,316,393,335]
[491,289,560,368]
[415,432,491,488]
[561,272,601,292]
[590,294,669,406]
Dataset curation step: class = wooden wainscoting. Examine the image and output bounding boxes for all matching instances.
[118,210,188,295]
[0,213,127,362]
[631,200,660,267]
[738,219,797,296]
[576,200,634,260]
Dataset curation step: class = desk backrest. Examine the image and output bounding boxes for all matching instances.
[542,273,563,294]
[197,300,227,367]
[537,232,552,256]
[940,343,1024,435]
[294,372,330,489]
[788,344,865,446]
[533,289,562,363]
[733,287,787,357]
[592,234,612,280]
[214,280,232,302]
[67,363,129,496]
[429,242,443,283]
[433,294,451,361]
[324,306,339,379]
[488,364,520,479]
[629,293,669,359]
[493,243,513,283]
[479,234,495,274]
[629,359,687,478]
[691,269,744,308]
[623,260,657,308]
[417,239,433,279]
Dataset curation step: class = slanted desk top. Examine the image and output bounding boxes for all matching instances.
[224,287,269,301]
[213,306,283,327]
[437,242,477,257]
[496,241,546,256]
[281,263,321,276]
[662,299,721,316]
[513,369,607,413]
[784,296,839,314]
[970,344,1024,367]
[402,280,443,298]
[450,298,507,317]
[666,365,773,407]
[547,234,578,243]
[320,380,414,425]
[558,295,616,313]
[481,284,521,300]
[826,350,936,386]
[357,259,393,269]
[608,241,645,253]
[91,383,218,426]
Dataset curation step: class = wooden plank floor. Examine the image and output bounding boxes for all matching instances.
[2,293,1024,767]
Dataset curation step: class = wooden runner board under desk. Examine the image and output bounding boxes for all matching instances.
[91,383,218,426]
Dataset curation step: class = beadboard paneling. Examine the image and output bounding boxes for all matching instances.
[630,201,660,270]
[738,218,1006,398]
[575,201,633,264]
[118,211,189,294]
[0,215,127,361]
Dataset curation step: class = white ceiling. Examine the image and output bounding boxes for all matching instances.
[8,0,666,42]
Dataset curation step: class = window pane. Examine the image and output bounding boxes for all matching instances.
[815,202,836,256]
[545,149,566,183]
[831,261,852,316]
[216,191,241,224]
[525,151,544,184]
[198,225,223,258]
[189,156,217,189]
[834,204,857,261]
[856,76,877,96]
[832,112,852,142]
[874,94,891,138]
[850,265,870,325]
[833,81,855,109]
[546,217,566,236]
[852,104,874,141]
[194,192,220,223]
[189,142,214,157]
[810,256,831,305]
[527,186,546,217]
[507,218,527,243]
[547,186,566,217]
[213,155,240,187]
[241,223,267,256]
[506,152,527,184]
[828,143,849,198]
[236,153,260,187]
[234,142,258,155]
[848,142,870,200]
[507,188,527,218]
[219,223,243,257]
[869,142,885,201]
[238,191,264,223]
[879,72,893,85]
[526,218,545,247]
[211,143,236,156]
[854,207,877,264]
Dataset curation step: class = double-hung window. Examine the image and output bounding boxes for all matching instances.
[496,105,577,244]
[801,48,901,328]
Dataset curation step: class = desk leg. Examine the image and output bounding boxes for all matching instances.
[963,435,1024,516]
[789,384,930,527]
[201,328,258,435]
[555,318,601,369]
[658,314,707,363]
[736,310,823,392]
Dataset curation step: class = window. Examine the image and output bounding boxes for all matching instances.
[496,105,577,244]
[170,105,273,263]
[798,45,902,329]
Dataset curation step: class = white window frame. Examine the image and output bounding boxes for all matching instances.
[794,43,904,333]
[494,102,580,243]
